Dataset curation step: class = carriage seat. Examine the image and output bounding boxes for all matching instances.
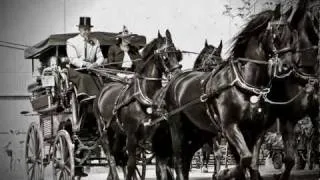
[27,77,44,93]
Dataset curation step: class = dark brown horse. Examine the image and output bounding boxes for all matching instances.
[96,30,182,180]
[162,6,292,180]
[252,1,320,179]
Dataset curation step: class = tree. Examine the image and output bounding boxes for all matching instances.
[222,0,297,20]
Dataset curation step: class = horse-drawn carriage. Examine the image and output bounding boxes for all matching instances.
[23,32,146,180]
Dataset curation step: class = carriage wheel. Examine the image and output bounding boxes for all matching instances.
[52,130,75,180]
[25,122,44,180]
[272,152,283,170]
[71,92,79,129]
[135,149,147,180]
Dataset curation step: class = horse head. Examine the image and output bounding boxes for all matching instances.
[138,29,182,80]
[287,0,319,76]
[193,40,223,71]
[155,30,183,78]
[266,0,319,77]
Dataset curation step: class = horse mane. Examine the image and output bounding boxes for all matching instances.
[141,37,183,60]
[141,38,159,59]
[228,10,274,59]
[305,13,319,45]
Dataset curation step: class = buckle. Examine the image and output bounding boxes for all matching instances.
[200,94,208,102]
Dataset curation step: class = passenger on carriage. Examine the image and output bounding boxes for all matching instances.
[66,17,104,103]
[107,25,141,78]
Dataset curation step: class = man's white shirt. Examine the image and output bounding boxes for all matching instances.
[66,34,104,67]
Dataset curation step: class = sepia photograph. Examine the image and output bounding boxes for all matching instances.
[0,0,319,179]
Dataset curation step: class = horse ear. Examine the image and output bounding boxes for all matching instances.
[288,0,308,29]
[217,40,223,53]
[158,30,162,38]
[274,3,281,19]
[284,6,293,19]
[165,29,173,43]
[204,39,208,47]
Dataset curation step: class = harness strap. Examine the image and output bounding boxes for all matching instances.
[263,89,304,105]
[230,60,270,95]
[88,68,131,84]
[112,84,134,132]
[236,58,270,65]
[149,97,202,126]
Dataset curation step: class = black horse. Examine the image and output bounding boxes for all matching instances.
[193,40,224,174]
[252,0,320,179]
[193,40,223,71]
[96,30,182,180]
[151,40,224,180]
[162,5,292,180]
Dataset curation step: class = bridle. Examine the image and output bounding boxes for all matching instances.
[153,38,182,79]
[137,37,182,81]
[200,48,223,69]
[267,13,320,80]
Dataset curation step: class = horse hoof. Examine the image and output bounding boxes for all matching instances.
[212,173,218,180]
[202,167,208,173]
[216,169,228,180]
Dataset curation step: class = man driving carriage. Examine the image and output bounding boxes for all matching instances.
[66,17,104,103]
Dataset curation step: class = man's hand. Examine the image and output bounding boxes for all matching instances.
[88,62,99,69]
[81,61,92,68]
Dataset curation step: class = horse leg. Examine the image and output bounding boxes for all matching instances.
[205,151,210,169]
[309,114,320,169]
[100,131,120,180]
[156,156,170,180]
[181,149,194,180]
[169,114,184,180]
[213,140,222,175]
[249,133,264,180]
[277,120,296,180]
[224,123,252,168]
[216,165,246,180]
[201,149,208,172]
[126,133,137,180]
[122,166,128,180]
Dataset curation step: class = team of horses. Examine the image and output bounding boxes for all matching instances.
[90,0,319,179]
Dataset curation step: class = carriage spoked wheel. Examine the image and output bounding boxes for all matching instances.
[52,130,75,180]
[134,147,147,180]
[25,122,45,180]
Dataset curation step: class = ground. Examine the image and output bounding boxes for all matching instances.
[1,159,319,180]
[0,134,319,180]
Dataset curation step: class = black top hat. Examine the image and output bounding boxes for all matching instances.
[77,17,93,28]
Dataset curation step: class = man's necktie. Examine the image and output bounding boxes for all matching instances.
[84,40,87,60]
